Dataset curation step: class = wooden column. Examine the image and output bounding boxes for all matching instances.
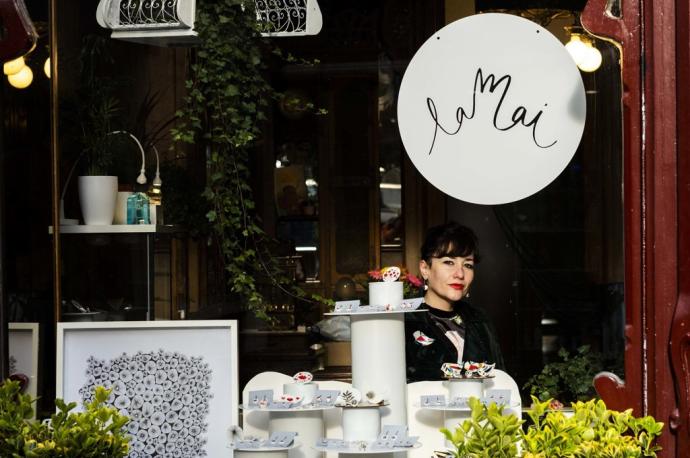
[584,0,685,456]
[671,0,690,453]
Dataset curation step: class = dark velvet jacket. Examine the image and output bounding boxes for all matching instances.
[404,301,505,382]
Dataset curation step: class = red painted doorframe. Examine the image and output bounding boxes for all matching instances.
[583,0,684,456]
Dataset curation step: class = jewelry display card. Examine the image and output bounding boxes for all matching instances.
[248,389,273,408]
[315,438,349,451]
[265,431,297,448]
[421,394,446,407]
[334,300,361,312]
[483,389,512,405]
[311,389,340,407]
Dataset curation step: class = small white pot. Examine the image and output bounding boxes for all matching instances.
[78,176,118,225]
[283,382,318,404]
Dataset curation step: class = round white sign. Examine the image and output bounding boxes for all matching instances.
[397,13,586,205]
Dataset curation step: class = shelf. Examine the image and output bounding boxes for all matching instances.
[49,224,184,235]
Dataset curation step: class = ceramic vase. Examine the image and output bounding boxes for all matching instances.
[78,176,118,225]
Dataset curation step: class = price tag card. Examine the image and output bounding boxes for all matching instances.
[334,300,360,312]
[421,394,446,407]
[248,390,273,408]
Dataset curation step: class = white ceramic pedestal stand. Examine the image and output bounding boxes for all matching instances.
[350,312,407,426]
[339,405,393,458]
[342,406,381,441]
[269,410,325,458]
[443,379,484,431]
[349,279,408,426]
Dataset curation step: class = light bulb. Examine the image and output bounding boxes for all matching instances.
[565,35,588,66]
[44,57,50,78]
[578,45,603,72]
[8,65,33,89]
[3,56,25,75]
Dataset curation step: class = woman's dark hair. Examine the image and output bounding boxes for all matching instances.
[420,221,480,264]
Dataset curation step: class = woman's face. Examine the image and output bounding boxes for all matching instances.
[420,255,475,310]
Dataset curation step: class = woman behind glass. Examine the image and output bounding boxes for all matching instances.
[405,221,505,381]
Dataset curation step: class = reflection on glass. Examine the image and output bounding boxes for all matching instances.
[274,105,319,282]
[378,53,404,250]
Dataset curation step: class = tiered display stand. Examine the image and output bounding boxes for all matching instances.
[239,275,522,458]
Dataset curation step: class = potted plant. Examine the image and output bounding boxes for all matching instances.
[0,379,130,457]
[73,35,122,225]
[172,0,315,319]
[522,345,603,410]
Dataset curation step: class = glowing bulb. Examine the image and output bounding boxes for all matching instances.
[578,45,603,72]
[565,35,588,66]
[8,66,33,89]
[44,57,50,78]
[3,56,25,75]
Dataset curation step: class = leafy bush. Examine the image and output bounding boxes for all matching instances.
[438,396,663,458]
[523,345,603,403]
[0,379,34,456]
[0,380,130,457]
[522,396,664,457]
[440,397,524,457]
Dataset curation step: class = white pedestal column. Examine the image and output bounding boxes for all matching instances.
[269,411,323,458]
[350,313,407,425]
[342,406,381,441]
[444,379,485,439]
[447,379,484,400]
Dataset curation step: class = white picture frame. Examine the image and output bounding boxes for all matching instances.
[57,320,238,457]
[9,322,40,403]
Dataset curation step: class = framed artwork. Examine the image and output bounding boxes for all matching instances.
[57,321,238,457]
[9,322,40,402]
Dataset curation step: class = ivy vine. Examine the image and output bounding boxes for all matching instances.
[172,0,319,319]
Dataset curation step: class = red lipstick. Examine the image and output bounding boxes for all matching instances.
[449,284,464,290]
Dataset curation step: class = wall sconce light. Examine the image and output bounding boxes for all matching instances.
[3,56,25,75]
[7,65,33,89]
[44,57,50,78]
[565,26,602,72]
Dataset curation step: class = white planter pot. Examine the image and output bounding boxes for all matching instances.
[78,176,118,225]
